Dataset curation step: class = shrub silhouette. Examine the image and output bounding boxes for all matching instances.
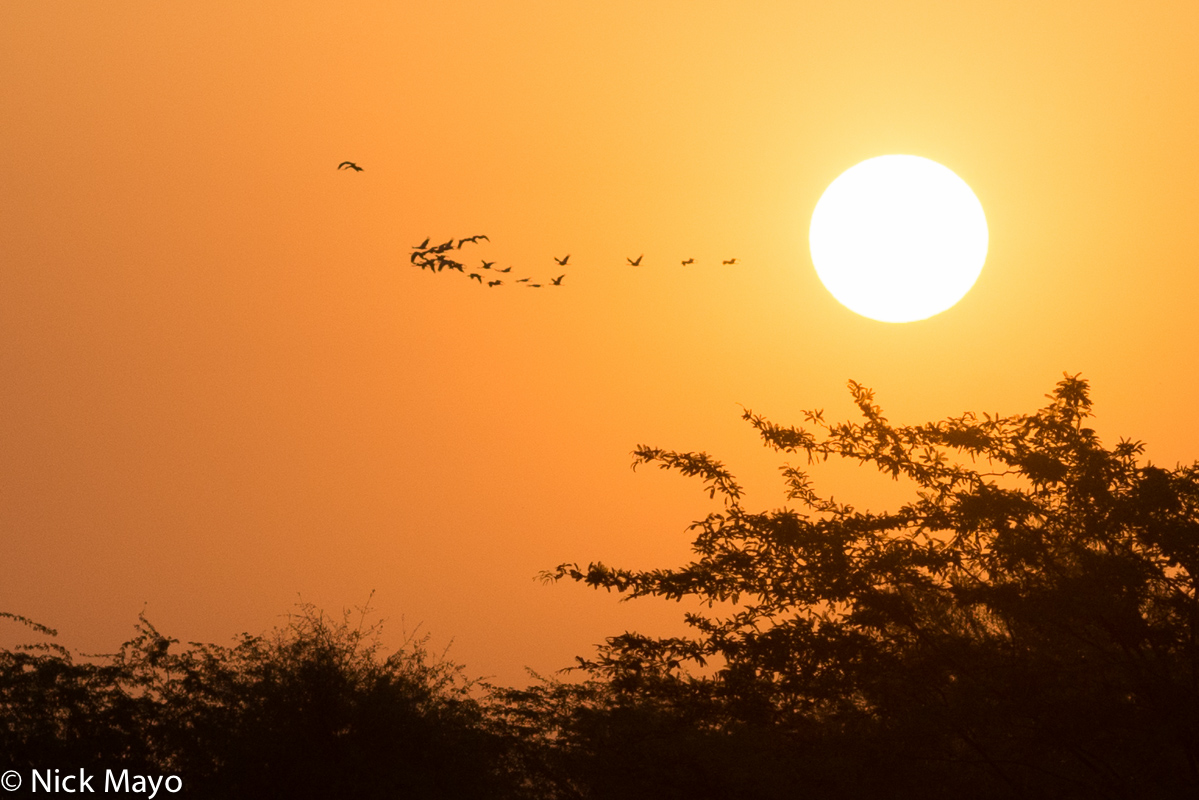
[541,374,1199,798]
[0,613,163,777]
[1,603,519,799]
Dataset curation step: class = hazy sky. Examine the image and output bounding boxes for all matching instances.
[4,1,1198,686]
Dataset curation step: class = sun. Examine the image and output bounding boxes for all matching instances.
[809,155,988,323]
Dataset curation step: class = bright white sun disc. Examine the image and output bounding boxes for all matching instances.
[809,155,988,323]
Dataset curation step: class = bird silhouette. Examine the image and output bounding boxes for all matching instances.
[469,273,482,283]
[481,260,496,270]
[681,258,694,265]
[515,277,531,283]
[528,283,542,288]
[457,234,489,247]
[496,266,512,273]
[627,255,643,266]
[488,280,503,287]
[722,258,738,265]
[554,254,570,266]
[551,274,565,285]
[414,237,430,249]
[337,161,363,172]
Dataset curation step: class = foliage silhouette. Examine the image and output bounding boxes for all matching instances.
[0,612,165,777]
[1,602,521,799]
[6,375,1199,798]
[541,374,1199,798]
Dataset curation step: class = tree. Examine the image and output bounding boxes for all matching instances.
[544,374,1199,798]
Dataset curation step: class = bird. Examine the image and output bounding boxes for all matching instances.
[527,283,542,288]
[722,258,738,265]
[551,274,565,285]
[480,260,496,270]
[414,236,430,249]
[488,280,503,287]
[337,161,363,172]
[554,254,570,266]
[434,256,464,272]
[681,258,694,266]
[457,234,489,247]
[515,277,530,283]
[496,266,512,273]
[469,273,482,283]
[627,255,643,266]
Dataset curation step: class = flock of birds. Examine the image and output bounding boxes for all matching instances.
[339,160,742,288]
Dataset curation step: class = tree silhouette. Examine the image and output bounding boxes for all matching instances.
[542,374,1199,798]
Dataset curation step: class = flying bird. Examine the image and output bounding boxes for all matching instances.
[488,280,503,287]
[527,283,542,288]
[627,255,643,266]
[469,273,483,283]
[480,260,496,270]
[414,237,430,249]
[515,277,531,283]
[681,258,694,266]
[722,258,738,265]
[554,254,570,266]
[337,161,363,172]
[457,234,490,247]
[551,274,565,285]
[496,266,512,273]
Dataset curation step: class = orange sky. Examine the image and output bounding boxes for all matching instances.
[3,1,1198,687]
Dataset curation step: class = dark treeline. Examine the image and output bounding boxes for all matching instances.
[4,375,1198,799]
